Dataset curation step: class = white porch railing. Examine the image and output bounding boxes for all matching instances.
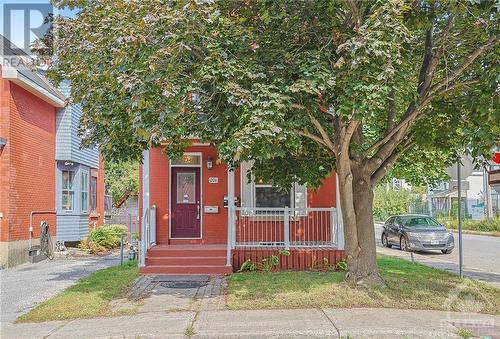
[139,205,156,267]
[228,207,339,250]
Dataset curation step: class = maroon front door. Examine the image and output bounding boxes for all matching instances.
[171,167,201,238]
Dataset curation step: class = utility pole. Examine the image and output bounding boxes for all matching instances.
[484,166,493,218]
[457,161,463,278]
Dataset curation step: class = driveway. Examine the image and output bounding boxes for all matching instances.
[0,253,120,325]
[375,223,500,287]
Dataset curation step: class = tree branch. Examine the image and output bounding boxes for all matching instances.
[298,130,333,152]
[371,139,415,183]
[308,114,335,151]
[347,0,361,29]
[430,35,499,94]
[385,89,396,135]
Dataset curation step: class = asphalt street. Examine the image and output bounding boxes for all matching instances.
[375,223,500,287]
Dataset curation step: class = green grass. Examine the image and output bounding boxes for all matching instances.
[17,260,139,322]
[455,328,474,338]
[227,256,500,314]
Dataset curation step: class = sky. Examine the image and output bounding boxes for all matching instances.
[1,0,77,52]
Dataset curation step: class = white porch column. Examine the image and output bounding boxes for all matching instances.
[335,174,345,250]
[226,168,235,267]
[140,149,150,267]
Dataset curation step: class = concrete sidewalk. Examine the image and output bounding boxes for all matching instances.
[2,307,498,338]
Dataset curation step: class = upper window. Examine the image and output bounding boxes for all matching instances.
[62,170,75,211]
[90,176,97,212]
[81,170,89,212]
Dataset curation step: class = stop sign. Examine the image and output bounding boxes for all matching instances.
[494,152,500,164]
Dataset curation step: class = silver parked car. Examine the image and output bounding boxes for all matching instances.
[381,214,454,254]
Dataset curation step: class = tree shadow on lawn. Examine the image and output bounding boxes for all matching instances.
[227,256,500,313]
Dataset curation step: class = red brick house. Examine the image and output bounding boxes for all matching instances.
[0,36,106,267]
[139,145,345,275]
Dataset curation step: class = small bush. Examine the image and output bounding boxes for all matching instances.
[438,217,500,233]
[79,224,127,253]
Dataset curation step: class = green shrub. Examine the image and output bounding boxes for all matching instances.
[439,217,500,233]
[79,224,127,253]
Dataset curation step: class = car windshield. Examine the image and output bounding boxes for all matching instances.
[402,216,441,228]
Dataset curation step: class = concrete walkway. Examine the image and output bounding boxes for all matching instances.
[0,252,120,324]
[2,307,498,338]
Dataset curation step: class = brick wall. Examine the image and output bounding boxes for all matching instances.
[143,145,337,245]
[0,72,11,242]
[1,80,57,242]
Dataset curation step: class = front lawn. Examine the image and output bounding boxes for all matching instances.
[228,256,500,314]
[17,260,139,322]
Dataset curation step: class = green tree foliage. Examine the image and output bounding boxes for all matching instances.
[50,0,499,285]
[373,185,412,221]
[105,161,139,203]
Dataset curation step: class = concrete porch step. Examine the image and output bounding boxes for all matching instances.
[145,256,227,266]
[140,264,232,275]
[147,245,226,258]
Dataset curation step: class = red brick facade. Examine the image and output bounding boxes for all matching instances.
[140,145,337,245]
[0,75,57,244]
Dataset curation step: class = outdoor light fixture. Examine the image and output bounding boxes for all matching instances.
[0,137,7,151]
[206,156,213,170]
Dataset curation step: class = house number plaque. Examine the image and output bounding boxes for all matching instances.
[208,177,219,184]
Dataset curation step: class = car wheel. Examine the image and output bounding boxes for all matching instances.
[382,233,392,248]
[400,236,409,251]
[441,249,452,254]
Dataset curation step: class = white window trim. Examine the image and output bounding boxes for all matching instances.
[62,170,75,212]
[81,170,89,213]
[90,175,98,213]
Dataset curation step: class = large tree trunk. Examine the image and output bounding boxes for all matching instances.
[337,159,385,288]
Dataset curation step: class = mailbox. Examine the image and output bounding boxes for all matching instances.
[204,206,219,214]
[223,196,240,208]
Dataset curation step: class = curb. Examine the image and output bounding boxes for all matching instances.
[449,229,500,237]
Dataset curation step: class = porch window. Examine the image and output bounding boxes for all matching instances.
[62,170,75,211]
[254,183,291,208]
[81,170,89,212]
[240,162,307,213]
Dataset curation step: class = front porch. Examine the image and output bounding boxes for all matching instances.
[138,146,345,275]
[140,205,345,275]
